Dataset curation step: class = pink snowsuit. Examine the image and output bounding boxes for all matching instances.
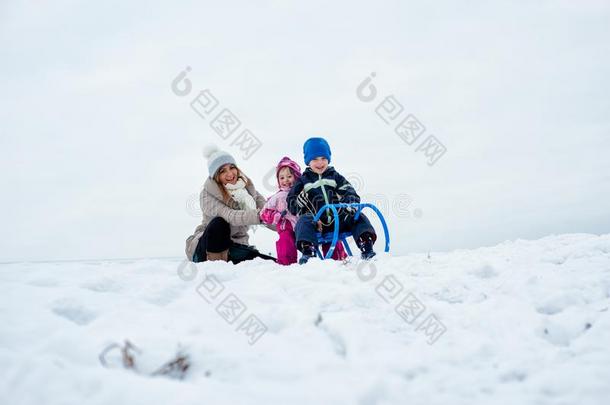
[260,157,347,265]
[260,187,298,265]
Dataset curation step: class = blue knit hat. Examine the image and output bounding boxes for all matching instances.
[303,137,331,165]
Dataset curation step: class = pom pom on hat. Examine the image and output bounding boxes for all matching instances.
[202,144,220,159]
[203,144,236,178]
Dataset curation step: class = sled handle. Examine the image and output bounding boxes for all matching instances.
[313,203,390,259]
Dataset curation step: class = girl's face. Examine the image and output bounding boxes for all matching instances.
[278,167,295,188]
[309,157,329,174]
[217,164,238,185]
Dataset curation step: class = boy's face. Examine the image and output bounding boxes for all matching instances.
[309,157,328,174]
[278,167,295,188]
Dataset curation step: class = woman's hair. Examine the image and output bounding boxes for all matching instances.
[213,164,249,203]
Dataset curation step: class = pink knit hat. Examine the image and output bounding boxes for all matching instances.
[276,156,301,187]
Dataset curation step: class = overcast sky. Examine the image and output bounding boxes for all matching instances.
[1,0,609,261]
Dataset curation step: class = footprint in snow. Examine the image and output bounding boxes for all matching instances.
[142,283,186,307]
[499,370,527,383]
[52,300,98,325]
[540,320,593,346]
[81,278,122,293]
[470,264,498,279]
[535,293,586,315]
[27,278,59,287]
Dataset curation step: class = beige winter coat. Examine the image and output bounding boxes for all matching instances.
[185,176,268,260]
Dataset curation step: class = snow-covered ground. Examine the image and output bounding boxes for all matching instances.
[1,233,609,405]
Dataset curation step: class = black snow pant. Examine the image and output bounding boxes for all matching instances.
[193,217,232,262]
[193,217,276,264]
[294,212,377,252]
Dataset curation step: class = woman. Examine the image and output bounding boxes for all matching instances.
[185,145,274,264]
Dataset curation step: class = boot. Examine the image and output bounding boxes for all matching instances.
[206,249,229,262]
[357,232,377,260]
[298,242,317,265]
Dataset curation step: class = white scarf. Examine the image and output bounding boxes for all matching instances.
[224,177,257,211]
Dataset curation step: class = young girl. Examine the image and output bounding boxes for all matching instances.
[260,157,301,265]
[260,156,347,265]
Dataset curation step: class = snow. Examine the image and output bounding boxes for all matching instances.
[1,233,609,405]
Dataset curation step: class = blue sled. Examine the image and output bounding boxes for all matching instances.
[313,203,390,260]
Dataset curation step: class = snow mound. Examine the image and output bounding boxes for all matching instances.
[1,233,609,404]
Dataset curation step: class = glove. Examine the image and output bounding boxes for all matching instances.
[276,210,289,231]
[339,206,356,223]
[259,209,277,225]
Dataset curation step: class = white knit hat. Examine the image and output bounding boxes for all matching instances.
[203,144,236,178]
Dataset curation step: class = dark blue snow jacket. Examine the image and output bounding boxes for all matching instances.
[287,166,360,223]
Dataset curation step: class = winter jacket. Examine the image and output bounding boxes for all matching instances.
[287,166,360,222]
[185,175,267,260]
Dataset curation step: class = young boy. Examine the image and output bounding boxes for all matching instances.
[287,137,377,264]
